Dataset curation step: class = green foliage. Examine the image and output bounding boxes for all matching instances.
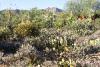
[74,21,96,36]
[30,8,46,28]
[94,18,100,29]
[54,13,65,28]
[67,0,98,16]
[43,12,55,28]
[54,12,76,29]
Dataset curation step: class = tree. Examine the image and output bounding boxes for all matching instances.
[67,0,99,17]
[93,2,100,14]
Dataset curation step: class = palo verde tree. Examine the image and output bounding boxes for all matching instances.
[67,0,99,17]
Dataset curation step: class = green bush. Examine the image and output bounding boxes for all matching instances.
[75,21,96,36]
[94,18,100,29]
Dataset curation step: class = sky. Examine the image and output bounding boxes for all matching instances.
[0,0,68,10]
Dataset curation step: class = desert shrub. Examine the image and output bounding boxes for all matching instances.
[54,12,76,29]
[54,20,67,29]
[0,26,10,39]
[94,18,100,29]
[64,12,77,30]
[58,12,96,36]
[54,17,65,28]
[31,28,76,54]
[14,20,39,37]
[72,20,96,36]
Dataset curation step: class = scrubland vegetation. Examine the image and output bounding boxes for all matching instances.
[0,0,100,67]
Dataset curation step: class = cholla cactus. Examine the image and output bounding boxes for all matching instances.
[0,26,10,37]
[14,20,34,37]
